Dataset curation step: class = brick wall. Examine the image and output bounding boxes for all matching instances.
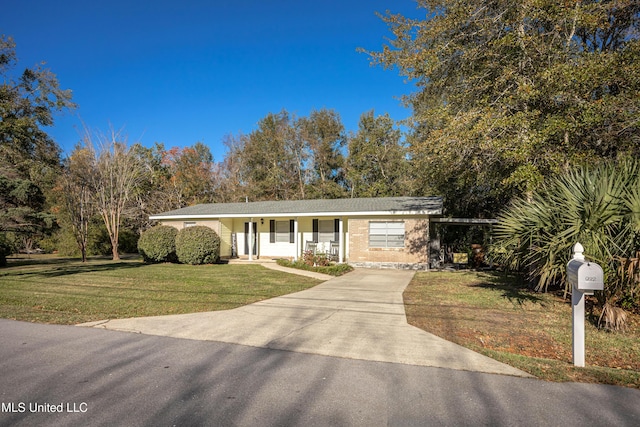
[348,218,429,264]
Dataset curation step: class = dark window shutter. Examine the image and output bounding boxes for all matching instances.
[289,220,295,243]
[270,220,275,243]
[244,222,249,254]
[334,218,340,242]
[312,219,319,243]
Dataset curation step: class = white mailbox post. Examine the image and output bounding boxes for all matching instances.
[566,243,604,367]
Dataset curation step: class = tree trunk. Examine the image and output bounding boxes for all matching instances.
[112,244,120,261]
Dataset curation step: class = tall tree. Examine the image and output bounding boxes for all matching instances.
[0,35,74,248]
[86,129,143,260]
[365,0,640,216]
[130,141,218,232]
[57,147,95,262]
[346,111,410,198]
[213,133,249,203]
[299,108,347,199]
[239,110,305,201]
[163,142,216,206]
[129,142,173,232]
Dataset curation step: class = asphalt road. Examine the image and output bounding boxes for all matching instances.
[1,319,639,427]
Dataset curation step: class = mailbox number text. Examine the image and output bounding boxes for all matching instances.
[585,276,598,282]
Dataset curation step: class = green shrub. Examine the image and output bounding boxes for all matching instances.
[0,233,13,267]
[39,220,112,257]
[322,263,354,276]
[276,258,353,276]
[119,228,139,254]
[38,228,80,256]
[88,220,113,256]
[138,225,178,263]
[175,225,220,265]
[37,233,59,254]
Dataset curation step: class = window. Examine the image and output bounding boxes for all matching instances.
[183,221,196,228]
[275,220,290,243]
[270,220,295,243]
[369,221,404,248]
[318,220,334,243]
[312,218,339,243]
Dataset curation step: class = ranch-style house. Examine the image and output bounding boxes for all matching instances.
[150,196,444,269]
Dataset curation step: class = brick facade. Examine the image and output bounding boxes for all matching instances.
[348,218,429,264]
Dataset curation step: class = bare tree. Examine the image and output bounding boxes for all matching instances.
[86,128,143,260]
[59,147,95,262]
[212,134,248,203]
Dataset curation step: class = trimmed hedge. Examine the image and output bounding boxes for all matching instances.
[138,225,178,263]
[175,225,220,265]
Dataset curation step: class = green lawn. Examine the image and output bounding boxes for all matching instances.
[0,256,321,324]
[4,256,639,388]
[404,271,640,389]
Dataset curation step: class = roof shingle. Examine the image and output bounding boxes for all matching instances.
[150,196,442,219]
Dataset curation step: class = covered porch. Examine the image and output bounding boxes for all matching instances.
[223,216,347,263]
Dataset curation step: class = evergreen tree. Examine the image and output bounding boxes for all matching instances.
[346,111,410,198]
[299,108,347,199]
[365,1,640,216]
[0,35,74,251]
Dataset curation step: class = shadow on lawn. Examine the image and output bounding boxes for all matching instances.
[470,272,547,307]
[6,256,82,267]
[1,256,145,278]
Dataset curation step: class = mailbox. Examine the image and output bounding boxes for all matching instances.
[566,259,604,294]
[567,243,604,367]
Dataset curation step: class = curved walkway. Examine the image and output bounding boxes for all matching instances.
[80,268,530,377]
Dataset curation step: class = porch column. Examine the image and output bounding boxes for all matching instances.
[338,217,344,263]
[293,218,299,261]
[248,218,253,261]
[426,217,430,269]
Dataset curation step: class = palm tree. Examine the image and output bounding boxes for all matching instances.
[491,160,640,313]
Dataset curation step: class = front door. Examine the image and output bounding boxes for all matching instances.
[244,222,257,256]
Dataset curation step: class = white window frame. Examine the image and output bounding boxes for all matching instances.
[183,221,196,228]
[369,221,405,248]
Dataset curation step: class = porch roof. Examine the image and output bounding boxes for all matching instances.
[150,196,443,220]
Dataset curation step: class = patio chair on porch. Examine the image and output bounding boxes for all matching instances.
[328,240,339,262]
[305,241,318,255]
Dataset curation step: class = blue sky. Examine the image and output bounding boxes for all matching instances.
[4,0,422,160]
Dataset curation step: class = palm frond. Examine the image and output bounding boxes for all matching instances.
[491,159,640,303]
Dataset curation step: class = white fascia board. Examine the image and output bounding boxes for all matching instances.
[150,209,441,221]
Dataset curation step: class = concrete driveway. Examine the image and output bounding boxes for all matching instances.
[80,268,529,377]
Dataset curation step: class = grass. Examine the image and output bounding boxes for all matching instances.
[0,255,322,325]
[4,256,639,388]
[404,271,640,388]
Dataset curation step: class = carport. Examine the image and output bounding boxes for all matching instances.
[428,218,499,269]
